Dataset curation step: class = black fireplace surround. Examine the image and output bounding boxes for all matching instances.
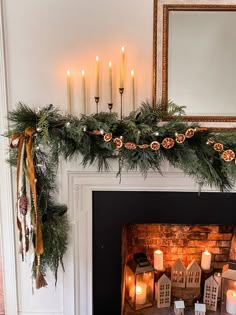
[92,191,236,315]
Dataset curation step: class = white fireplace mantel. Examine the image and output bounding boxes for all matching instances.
[59,159,223,315]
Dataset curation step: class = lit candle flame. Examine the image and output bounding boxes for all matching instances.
[136,285,142,294]
[67,69,71,76]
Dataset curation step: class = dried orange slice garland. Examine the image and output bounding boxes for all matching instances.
[85,127,236,163]
[209,139,235,162]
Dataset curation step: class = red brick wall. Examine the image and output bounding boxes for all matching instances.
[125,224,234,271]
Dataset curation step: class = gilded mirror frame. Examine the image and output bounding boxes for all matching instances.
[153,0,236,123]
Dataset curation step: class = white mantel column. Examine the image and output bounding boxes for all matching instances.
[0,1,18,314]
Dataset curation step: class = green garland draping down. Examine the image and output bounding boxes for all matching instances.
[7,102,236,286]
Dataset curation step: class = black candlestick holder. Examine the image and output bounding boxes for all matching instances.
[119,87,124,119]
[95,96,100,114]
[108,103,113,113]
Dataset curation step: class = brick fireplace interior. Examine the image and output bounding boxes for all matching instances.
[92,191,236,315]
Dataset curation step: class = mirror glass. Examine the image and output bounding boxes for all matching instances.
[153,1,236,123]
[168,10,236,117]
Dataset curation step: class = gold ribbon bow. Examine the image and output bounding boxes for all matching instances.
[11,128,43,256]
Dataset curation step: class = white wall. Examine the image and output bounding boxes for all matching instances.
[4,0,153,115]
[0,0,153,314]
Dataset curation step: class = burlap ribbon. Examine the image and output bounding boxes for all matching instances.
[11,128,44,256]
[11,128,46,288]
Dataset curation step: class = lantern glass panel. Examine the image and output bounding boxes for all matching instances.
[125,266,135,306]
[143,272,154,303]
[221,263,236,315]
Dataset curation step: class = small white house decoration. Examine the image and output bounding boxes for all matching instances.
[186,260,201,288]
[174,300,185,315]
[155,274,171,308]
[203,275,218,311]
[171,258,186,288]
[195,302,206,315]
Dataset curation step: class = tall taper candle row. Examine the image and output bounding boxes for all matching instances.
[66,47,135,115]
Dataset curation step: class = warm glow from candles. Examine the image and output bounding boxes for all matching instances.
[131,69,134,77]
[128,276,131,281]
[129,282,147,304]
[82,69,85,76]
[136,285,142,294]
[67,70,71,76]
[136,283,147,304]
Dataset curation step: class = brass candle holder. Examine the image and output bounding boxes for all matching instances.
[108,103,113,113]
[119,87,124,119]
[94,96,100,114]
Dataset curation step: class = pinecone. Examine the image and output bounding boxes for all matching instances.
[19,194,28,215]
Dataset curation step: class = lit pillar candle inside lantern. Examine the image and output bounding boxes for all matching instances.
[226,290,236,315]
[108,61,112,103]
[95,56,99,97]
[214,272,222,298]
[154,250,163,270]
[201,250,211,270]
[131,70,135,111]
[67,70,72,113]
[120,46,125,88]
[135,283,147,305]
[81,70,86,113]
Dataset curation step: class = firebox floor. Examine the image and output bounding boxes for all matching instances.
[124,303,221,315]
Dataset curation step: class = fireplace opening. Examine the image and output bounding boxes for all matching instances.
[93,191,236,315]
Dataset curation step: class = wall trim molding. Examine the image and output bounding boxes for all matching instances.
[0,1,18,314]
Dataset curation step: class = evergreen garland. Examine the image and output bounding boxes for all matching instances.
[6,101,236,285]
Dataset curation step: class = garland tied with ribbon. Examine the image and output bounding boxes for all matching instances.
[6,101,236,287]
